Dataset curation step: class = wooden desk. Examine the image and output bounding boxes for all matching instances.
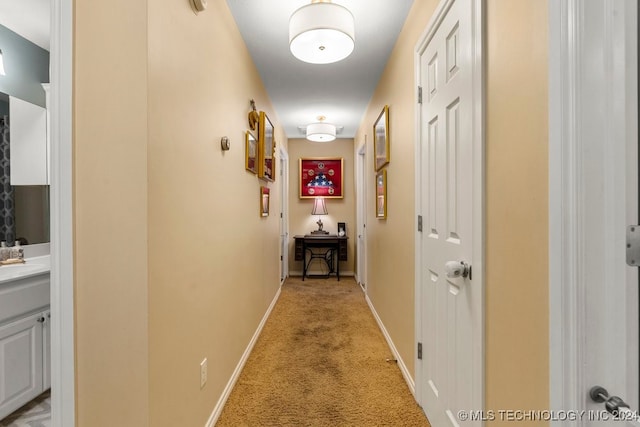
[294,235,348,281]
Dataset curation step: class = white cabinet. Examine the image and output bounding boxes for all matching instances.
[0,311,44,420]
[0,272,50,420]
[8,96,48,185]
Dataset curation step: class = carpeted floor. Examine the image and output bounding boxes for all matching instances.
[216,277,430,427]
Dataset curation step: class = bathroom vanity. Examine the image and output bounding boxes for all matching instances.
[0,256,50,420]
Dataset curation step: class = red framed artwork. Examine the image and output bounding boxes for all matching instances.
[299,157,344,199]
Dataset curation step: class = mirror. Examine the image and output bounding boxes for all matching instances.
[0,92,50,245]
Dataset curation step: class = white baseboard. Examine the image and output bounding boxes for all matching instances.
[205,286,282,427]
[365,294,415,395]
[289,270,355,277]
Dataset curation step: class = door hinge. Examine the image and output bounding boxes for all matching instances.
[280,255,283,261]
[280,212,283,218]
[418,215,423,232]
[627,225,640,266]
[418,86,423,104]
[417,342,423,360]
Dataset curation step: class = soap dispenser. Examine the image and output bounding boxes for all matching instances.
[0,241,8,261]
[10,240,23,260]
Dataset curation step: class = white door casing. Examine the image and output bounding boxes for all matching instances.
[356,141,367,290]
[50,0,76,424]
[415,0,484,425]
[549,1,639,425]
[279,147,289,284]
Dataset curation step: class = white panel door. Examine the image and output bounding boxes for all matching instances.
[550,1,639,425]
[580,0,639,423]
[417,0,481,425]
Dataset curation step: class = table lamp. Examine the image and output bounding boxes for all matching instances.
[311,198,329,234]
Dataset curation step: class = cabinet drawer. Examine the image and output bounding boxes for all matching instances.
[0,274,50,325]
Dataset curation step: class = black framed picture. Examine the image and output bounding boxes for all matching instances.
[337,222,346,237]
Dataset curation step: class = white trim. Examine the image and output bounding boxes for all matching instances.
[279,146,290,285]
[355,141,367,290]
[365,295,415,395]
[548,1,583,423]
[49,0,75,425]
[414,0,485,415]
[205,286,282,427]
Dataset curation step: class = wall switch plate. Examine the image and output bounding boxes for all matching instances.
[200,358,207,389]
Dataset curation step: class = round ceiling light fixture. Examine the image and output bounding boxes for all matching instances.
[306,116,337,142]
[289,0,355,65]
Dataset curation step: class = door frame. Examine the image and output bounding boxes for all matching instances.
[549,0,638,422]
[356,140,367,290]
[413,0,485,413]
[279,146,289,284]
[50,0,75,424]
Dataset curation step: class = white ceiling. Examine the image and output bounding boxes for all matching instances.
[226,0,414,138]
[0,0,414,139]
[0,0,50,51]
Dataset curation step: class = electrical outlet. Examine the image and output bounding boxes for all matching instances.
[200,358,207,389]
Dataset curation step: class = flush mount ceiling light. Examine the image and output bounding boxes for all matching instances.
[289,0,355,65]
[306,116,336,142]
[0,49,5,76]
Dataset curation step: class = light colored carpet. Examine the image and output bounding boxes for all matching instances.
[216,277,430,427]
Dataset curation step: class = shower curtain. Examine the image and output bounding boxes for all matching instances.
[0,116,15,244]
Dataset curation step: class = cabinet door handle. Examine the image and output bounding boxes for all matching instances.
[37,317,45,323]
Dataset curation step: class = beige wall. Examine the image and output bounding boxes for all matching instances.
[356,0,549,422]
[288,138,356,276]
[485,0,549,421]
[355,0,439,380]
[74,0,150,424]
[74,0,285,425]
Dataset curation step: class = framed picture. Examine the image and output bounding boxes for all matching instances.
[245,131,257,174]
[376,170,387,219]
[260,186,270,217]
[373,105,390,171]
[258,111,276,181]
[299,157,344,199]
[337,222,346,237]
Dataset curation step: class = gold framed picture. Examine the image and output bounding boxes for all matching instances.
[373,105,390,171]
[376,169,387,219]
[260,186,270,217]
[245,131,257,174]
[258,111,276,181]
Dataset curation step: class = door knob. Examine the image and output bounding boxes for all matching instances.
[590,386,635,418]
[445,261,471,279]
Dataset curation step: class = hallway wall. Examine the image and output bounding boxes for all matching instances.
[287,138,356,276]
[355,0,439,384]
[74,0,149,424]
[485,0,549,418]
[357,0,549,422]
[74,0,285,425]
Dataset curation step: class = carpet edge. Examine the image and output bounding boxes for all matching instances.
[365,293,416,395]
[205,285,283,427]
